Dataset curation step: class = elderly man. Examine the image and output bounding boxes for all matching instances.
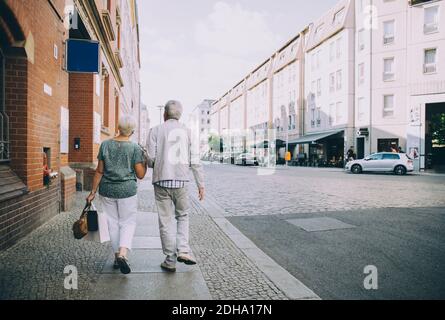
[146,100,205,272]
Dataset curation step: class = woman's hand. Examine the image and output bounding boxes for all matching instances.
[86,192,96,204]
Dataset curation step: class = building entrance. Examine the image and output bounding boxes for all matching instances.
[426,102,445,172]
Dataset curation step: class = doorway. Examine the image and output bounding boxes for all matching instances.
[357,137,365,159]
[0,47,9,163]
[426,102,445,172]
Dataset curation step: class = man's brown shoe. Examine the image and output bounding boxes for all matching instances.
[177,253,197,265]
[161,261,176,272]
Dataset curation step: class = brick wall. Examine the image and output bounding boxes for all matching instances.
[69,73,95,164]
[5,56,28,184]
[0,0,71,250]
[0,183,59,251]
[61,175,76,211]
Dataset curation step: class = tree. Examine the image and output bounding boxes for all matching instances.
[430,113,445,146]
[208,133,222,153]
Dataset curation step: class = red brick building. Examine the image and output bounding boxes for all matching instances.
[0,0,141,250]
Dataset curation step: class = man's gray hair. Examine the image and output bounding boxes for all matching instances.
[165,100,183,120]
[118,114,137,136]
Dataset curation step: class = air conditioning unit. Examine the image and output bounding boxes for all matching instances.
[424,23,438,34]
[383,36,394,45]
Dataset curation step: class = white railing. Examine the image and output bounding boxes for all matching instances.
[424,63,437,74]
[424,22,438,34]
[383,72,395,81]
[383,35,394,45]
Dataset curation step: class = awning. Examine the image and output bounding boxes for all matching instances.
[288,130,343,145]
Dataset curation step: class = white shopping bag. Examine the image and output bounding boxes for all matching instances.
[83,202,110,244]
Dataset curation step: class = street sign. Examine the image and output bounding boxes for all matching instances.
[65,39,100,73]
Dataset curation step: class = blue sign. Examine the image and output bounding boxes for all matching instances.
[66,39,100,73]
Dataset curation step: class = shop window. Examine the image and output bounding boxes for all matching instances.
[378,139,399,153]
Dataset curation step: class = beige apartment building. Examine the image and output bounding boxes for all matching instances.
[210,0,445,171]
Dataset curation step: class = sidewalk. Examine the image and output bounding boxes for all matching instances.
[90,180,211,300]
[0,177,318,300]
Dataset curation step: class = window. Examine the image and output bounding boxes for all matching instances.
[334,8,345,25]
[336,37,342,59]
[329,73,335,92]
[383,57,395,81]
[102,72,110,128]
[383,20,395,45]
[383,95,394,118]
[311,53,316,71]
[311,108,316,127]
[336,102,343,123]
[424,48,437,73]
[316,108,321,126]
[358,63,365,85]
[336,70,342,90]
[424,6,439,34]
[369,153,384,161]
[330,42,335,62]
[378,139,399,153]
[358,97,365,121]
[383,153,400,160]
[311,80,316,94]
[329,104,335,125]
[358,29,365,51]
[317,79,322,97]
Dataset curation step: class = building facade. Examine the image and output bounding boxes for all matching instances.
[303,0,356,166]
[210,0,445,171]
[0,0,141,251]
[189,99,214,158]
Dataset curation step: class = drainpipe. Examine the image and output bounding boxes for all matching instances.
[369,0,374,155]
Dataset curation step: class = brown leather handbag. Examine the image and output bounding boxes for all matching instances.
[72,203,90,240]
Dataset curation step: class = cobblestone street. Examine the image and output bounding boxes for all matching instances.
[203,164,445,217]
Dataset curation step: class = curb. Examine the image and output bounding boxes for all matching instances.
[197,195,321,300]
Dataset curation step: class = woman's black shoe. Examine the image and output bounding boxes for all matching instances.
[117,256,131,274]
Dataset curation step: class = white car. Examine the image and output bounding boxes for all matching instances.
[235,153,259,166]
[345,152,414,175]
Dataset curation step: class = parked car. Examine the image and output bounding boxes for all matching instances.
[345,152,414,175]
[235,153,259,166]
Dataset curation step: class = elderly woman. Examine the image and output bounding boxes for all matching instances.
[86,115,147,274]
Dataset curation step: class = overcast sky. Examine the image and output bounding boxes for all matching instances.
[137,0,339,126]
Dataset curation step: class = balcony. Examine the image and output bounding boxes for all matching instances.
[383,72,395,81]
[424,63,437,74]
[383,35,394,45]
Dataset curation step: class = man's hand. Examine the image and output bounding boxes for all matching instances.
[198,187,205,201]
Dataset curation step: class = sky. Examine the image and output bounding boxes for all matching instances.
[137,0,339,126]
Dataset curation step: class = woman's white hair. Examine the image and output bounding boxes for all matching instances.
[118,115,137,136]
[165,100,183,120]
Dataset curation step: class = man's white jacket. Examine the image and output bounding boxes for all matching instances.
[146,119,204,189]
